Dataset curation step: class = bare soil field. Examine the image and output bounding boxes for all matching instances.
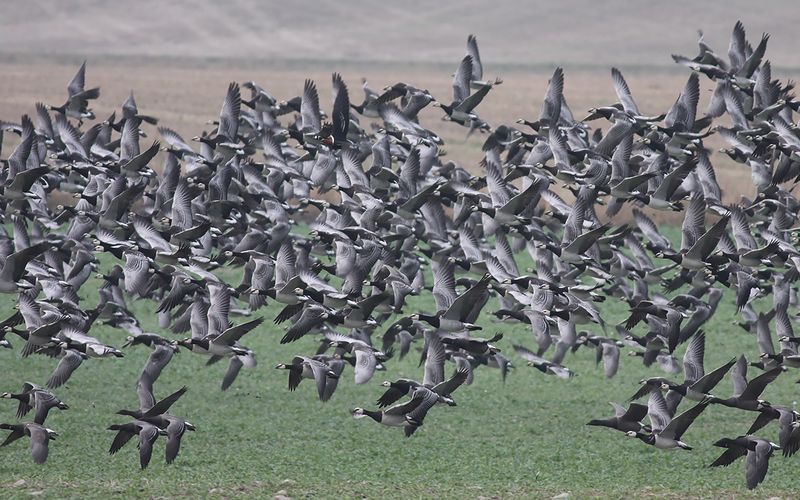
[0,58,789,224]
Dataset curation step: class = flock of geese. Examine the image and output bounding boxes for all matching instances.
[1,21,800,490]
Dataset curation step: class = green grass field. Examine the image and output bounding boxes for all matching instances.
[0,227,798,499]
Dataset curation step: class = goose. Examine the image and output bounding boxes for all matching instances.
[59,326,125,359]
[275,356,340,402]
[377,367,468,408]
[465,35,500,89]
[107,420,167,470]
[659,333,737,410]
[0,422,58,464]
[433,55,496,129]
[627,389,709,450]
[116,386,188,428]
[471,177,547,227]
[352,385,440,437]
[536,224,611,265]
[441,333,503,357]
[325,332,387,385]
[1,382,68,424]
[513,344,575,379]
[46,61,99,120]
[708,356,782,411]
[710,435,779,490]
[745,405,798,453]
[180,317,263,358]
[411,273,491,331]
[279,303,337,344]
[658,213,731,270]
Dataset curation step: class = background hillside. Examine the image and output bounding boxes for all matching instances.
[1,1,798,71]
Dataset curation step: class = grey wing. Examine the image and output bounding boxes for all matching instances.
[423,330,446,387]
[309,360,330,400]
[301,79,321,133]
[727,21,746,71]
[513,344,547,364]
[27,425,50,464]
[353,349,377,385]
[706,79,727,118]
[170,179,193,232]
[321,359,345,402]
[330,72,350,143]
[452,56,473,103]
[539,67,563,122]
[454,355,474,385]
[466,35,482,81]
[215,317,264,346]
[622,403,649,423]
[744,448,761,489]
[755,313,775,356]
[443,274,490,322]
[432,367,469,397]
[275,240,298,287]
[141,345,175,387]
[137,424,159,469]
[551,340,570,366]
[602,343,620,379]
[647,389,672,434]
[67,61,86,96]
[165,418,186,464]
[730,355,748,397]
[682,331,705,385]
[217,82,241,142]
[206,283,231,337]
[610,402,627,418]
[691,357,736,394]
[611,68,639,114]
[133,217,172,253]
[406,388,439,424]
[660,400,708,440]
[47,350,84,389]
[423,229,460,274]
[32,391,59,425]
[221,356,244,391]
[137,379,156,413]
[123,251,151,296]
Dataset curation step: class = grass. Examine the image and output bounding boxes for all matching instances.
[0,227,797,499]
